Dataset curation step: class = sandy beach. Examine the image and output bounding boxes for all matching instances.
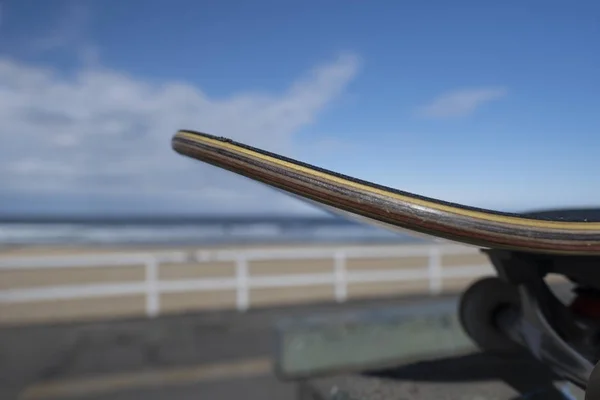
[0,242,568,326]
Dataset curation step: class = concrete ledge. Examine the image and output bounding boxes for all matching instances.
[274,298,475,379]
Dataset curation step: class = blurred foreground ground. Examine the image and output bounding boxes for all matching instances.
[0,290,583,400]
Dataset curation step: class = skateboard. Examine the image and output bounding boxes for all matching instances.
[172,129,600,399]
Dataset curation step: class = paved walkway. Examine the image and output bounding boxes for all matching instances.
[0,291,583,400]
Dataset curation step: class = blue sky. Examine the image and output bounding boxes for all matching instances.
[0,0,599,215]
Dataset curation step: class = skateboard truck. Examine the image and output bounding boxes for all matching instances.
[459,249,600,398]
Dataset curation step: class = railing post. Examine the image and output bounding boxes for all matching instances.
[196,250,210,262]
[428,247,442,295]
[145,257,160,317]
[236,256,249,311]
[334,251,347,303]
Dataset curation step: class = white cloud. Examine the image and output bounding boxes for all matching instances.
[0,53,360,214]
[416,87,507,118]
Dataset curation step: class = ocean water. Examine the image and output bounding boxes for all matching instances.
[0,216,430,246]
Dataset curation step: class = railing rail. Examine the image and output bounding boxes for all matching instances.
[0,243,492,318]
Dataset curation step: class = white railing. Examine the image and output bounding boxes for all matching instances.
[0,243,493,318]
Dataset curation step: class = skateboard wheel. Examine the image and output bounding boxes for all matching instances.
[587,360,600,400]
[459,276,521,354]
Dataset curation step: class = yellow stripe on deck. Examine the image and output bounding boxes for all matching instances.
[175,131,600,231]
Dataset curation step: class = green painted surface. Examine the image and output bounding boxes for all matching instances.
[275,300,477,379]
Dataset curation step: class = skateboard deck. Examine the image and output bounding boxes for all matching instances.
[171,130,600,256]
